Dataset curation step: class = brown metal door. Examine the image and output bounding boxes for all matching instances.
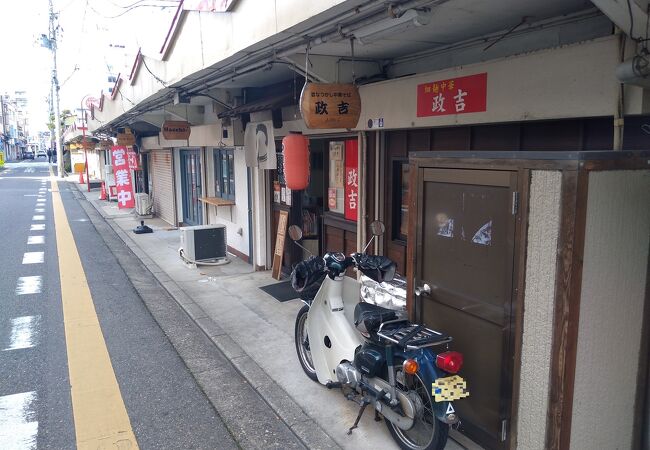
[414,168,517,450]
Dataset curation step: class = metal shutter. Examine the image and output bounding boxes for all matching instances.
[151,149,175,225]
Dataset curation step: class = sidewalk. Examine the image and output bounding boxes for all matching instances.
[72,181,473,450]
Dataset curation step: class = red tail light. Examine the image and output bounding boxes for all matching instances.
[436,351,463,374]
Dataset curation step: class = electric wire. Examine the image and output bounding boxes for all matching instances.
[141,56,168,87]
[87,1,178,19]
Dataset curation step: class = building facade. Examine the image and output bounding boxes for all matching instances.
[85,1,650,449]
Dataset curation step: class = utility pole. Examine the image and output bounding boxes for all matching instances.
[49,0,64,178]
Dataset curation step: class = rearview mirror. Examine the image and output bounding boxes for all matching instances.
[288,225,303,241]
[370,220,385,237]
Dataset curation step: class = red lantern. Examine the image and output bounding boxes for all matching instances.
[282,133,310,190]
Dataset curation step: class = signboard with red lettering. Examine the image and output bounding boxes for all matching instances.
[127,146,140,170]
[416,72,487,117]
[344,139,358,222]
[110,146,135,209]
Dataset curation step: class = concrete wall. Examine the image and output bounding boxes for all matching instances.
[357,36,620,131]
[570,170,650,449]
[205,147,250,258]
[517,170,562,449]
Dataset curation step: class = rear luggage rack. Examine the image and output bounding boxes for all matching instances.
[377,320,452,349]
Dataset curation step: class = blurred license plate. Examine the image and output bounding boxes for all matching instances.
[432,375,470,402]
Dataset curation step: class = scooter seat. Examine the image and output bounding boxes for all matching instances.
[354,302,398,334]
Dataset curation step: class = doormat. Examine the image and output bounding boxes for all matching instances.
[259,280,298,302]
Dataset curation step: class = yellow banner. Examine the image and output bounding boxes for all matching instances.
[0,151,5,167]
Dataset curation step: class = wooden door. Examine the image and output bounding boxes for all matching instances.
[413,168,518,449]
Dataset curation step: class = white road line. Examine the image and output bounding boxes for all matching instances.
[15,277,42,295]
[3,316,40,351]
[37,199,46,203]
[27,236,45,245]
[0,391,38,450]
[22,253,44,265]
[34,208,45,213]
[32,215,45,221]
[30,224,45,231]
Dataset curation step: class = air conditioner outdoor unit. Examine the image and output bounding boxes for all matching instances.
[134,193,152,216]
[180,224,227,262]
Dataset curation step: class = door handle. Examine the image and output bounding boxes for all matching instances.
[414,283,431,297]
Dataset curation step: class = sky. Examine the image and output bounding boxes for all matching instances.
[0,0,178,134]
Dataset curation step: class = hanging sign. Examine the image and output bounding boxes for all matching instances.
[344,139,358,222]
[117,131,136,146]
[110,146,135,209]
[162,120,191,140]
[127,147,140,170]
[244,121,276,169]
[417,72,487,117]
[300,83,361,129]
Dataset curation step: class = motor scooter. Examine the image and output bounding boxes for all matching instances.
[289,221,469,450]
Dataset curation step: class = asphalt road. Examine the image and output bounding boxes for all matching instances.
[0,159,237,449]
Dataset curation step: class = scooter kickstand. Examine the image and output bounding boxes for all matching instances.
[347,402,369,435]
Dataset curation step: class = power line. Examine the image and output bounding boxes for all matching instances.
[87,1,178,19]
[141,56,168,87]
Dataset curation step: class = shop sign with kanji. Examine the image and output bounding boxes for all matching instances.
[110,146,135,209]
[416,73,487,118]
[300,83,361,129]
[344,139,358,222]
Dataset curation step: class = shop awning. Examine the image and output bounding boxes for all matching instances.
[217,92,293,118]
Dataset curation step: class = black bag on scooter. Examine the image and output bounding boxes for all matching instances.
[291,256,326,302]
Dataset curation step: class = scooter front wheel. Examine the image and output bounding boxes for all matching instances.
[294,305,318,382]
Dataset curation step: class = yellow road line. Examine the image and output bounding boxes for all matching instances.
[50,168,138,449]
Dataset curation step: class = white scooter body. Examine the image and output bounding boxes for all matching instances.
[305,275,364,385]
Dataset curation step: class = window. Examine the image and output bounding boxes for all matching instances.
[392,160,409,241]
[213,148,235,200]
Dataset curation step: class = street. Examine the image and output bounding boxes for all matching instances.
[0,160,237,449]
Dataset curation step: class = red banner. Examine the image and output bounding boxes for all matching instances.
[127,146,140,170]
[416,72,487,117]
[344,139,358,222]
[110,146,135,209]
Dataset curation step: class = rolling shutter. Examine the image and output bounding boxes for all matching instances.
[151,149,175,225]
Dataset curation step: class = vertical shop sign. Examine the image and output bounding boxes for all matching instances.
[416,72,487,117]
[126,146,140,170]
[344,139,358,221]
[111,146,135,209]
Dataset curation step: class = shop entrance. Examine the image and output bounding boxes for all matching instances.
[412,168,518,450]
[180,149,203,226]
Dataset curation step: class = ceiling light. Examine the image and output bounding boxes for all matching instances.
[353,9,431,45]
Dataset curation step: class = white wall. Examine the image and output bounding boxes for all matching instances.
[357,36,621,131]
[517,170,562,449]
[570,170,650,449]
[205,147,250,258]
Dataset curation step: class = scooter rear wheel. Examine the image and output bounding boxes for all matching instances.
[385,371,449,450]
[294,305,318,381]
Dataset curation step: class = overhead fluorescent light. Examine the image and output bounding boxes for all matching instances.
[353,9,431,45]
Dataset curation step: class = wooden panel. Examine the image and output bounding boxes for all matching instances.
[583,117,613,150]
[407,128,431,152]
[433,126,470,150]
[546,170,589,450]
[151,149,175,225]
[471,124,521,151]
[387,130,408,158]
[324,225,344,253]
[521,120,581,151]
